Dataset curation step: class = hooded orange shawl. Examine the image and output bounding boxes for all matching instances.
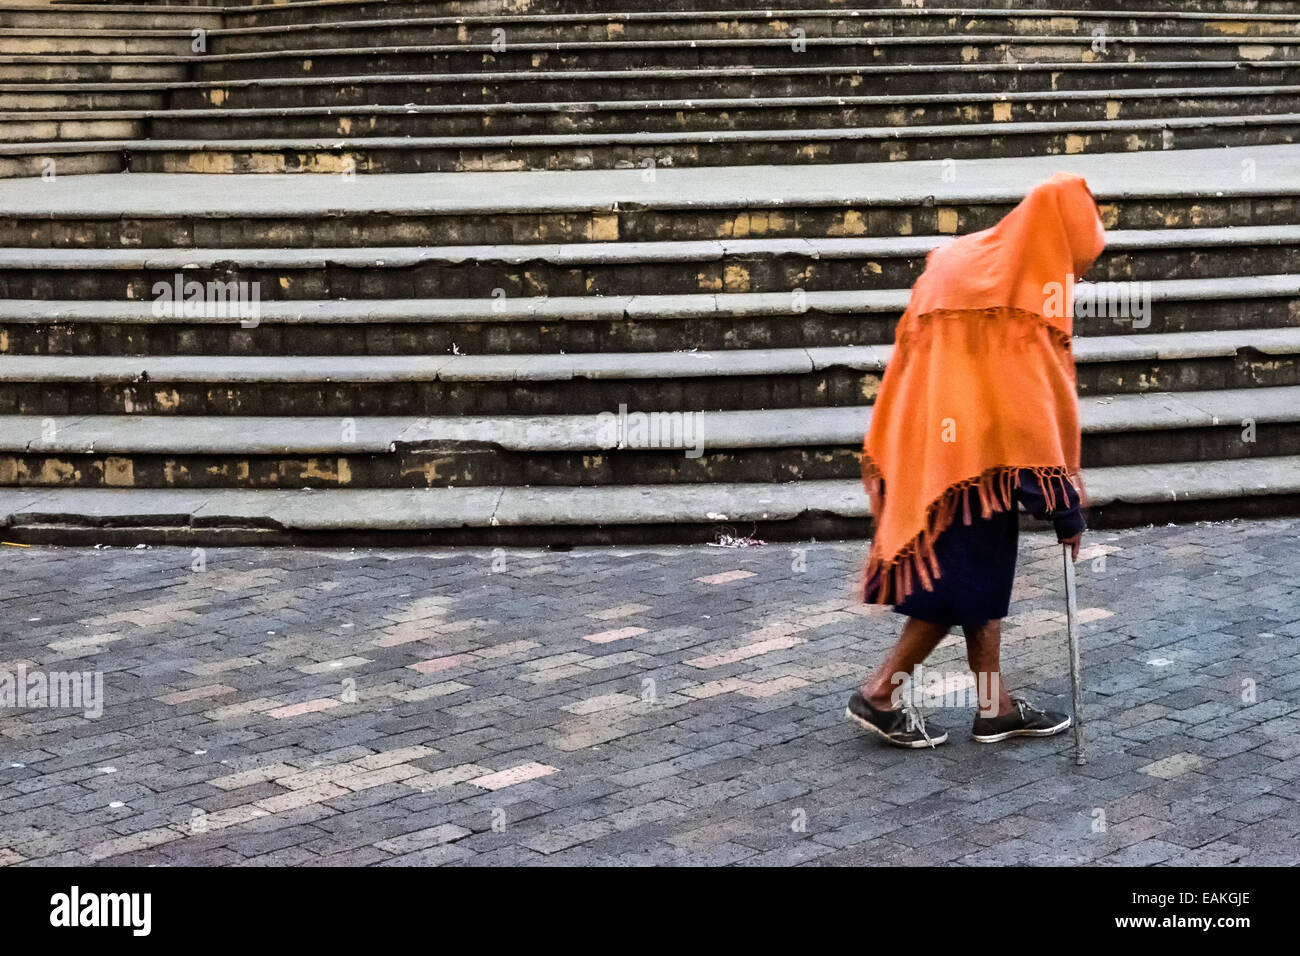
[862,172,1106,604]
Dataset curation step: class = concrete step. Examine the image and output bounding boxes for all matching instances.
[0,276,1294,355]
[2,454,1298,545]
[158,61,1300,111]
[9,61,1285,116]
[3,146,1298,245]
[0,87,166,110]
[0,387,1294,490]
[136,114,1300,174]
[0,327,1296,415]
[204,11,1300,55]
[8,43,1293,87]
[191,36,1300,84]
[14,86,1295,144]
[9,0,1290,24]
[0,4,224,30]
[0,29,195,56]
[4,226,1296,299]
[0,55,190,83]
[19,111,1300,175]
[211,2,1300,28]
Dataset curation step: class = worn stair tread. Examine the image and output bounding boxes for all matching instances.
[3,455,1299,530]
[6,0,1291,13]
[18,8,1300,45]
[12,109,1300,155]
[2,386,1297,455]
[5,225,1300,271]
[204,8,1300,36]
[5,144,1300,216]
[83,32,1300,59]
[2,326,1298,382]
[0,59,1271,96]
[10,31,1297,62]
[2,273,1297,326]
[0,27,196,38]
[12,84,1300,122]
[0,271,1295,322]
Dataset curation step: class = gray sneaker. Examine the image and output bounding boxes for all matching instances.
[971,697,1070,743]
[846,690,948,749]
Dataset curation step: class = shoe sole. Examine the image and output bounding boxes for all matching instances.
[845,706,949,748]
[971,715,1071,743]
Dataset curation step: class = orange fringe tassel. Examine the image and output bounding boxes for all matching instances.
[860,460,1083,607]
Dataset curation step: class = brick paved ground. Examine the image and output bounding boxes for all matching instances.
[1,519,1298,866]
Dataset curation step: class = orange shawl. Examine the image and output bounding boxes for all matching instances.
[862,172,1106,604]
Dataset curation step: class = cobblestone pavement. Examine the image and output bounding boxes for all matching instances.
[1,519,1298,867]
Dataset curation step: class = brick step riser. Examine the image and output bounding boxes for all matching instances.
[169,66,1300,109]
[0,299,1291,356]
[98,122,1300,175]
[136,93,1300,141]
[206,18,1300,54]
[196,44,1300,82]
[2,423,1294,490]
[0,356,1292,416]
[2,246,1285,301]
[8,197,1293,248]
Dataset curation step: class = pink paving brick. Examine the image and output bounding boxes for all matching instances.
[694,569,758,585]
[408,654,475,674]
[468,761,559,791]
[156,684,237,706]
[583,625,648,644]
[372,629,428,648]
[266,697,342,720]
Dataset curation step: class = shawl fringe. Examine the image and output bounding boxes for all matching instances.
[860,459,1081,607]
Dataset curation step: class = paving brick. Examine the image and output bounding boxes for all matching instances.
[1,521,1296,864]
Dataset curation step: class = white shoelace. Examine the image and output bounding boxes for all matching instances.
[900,697,936,749]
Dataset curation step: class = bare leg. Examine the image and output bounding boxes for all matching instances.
[962,619,1016,717]
[860,616,949,710]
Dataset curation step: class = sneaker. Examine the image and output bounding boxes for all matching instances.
[971,697,1071,743]
[845,690,948,749]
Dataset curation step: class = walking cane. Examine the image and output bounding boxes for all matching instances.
[1062,543,1086,765]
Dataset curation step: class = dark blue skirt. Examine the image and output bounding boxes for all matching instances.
[866,470,1082,632]
[885,493,1020,631]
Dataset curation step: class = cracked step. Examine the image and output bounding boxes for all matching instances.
[0,387,1294,489]
[0,328,1297,414]
[3,227,1298,299]
[1,454,1297,546]
[0,274,1295,354]
[8,110,1300,175]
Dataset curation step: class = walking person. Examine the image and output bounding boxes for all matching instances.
[847,173,1106,748]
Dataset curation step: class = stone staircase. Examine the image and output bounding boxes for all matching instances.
[0,0,1295,544]
[9,1,1300,173]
